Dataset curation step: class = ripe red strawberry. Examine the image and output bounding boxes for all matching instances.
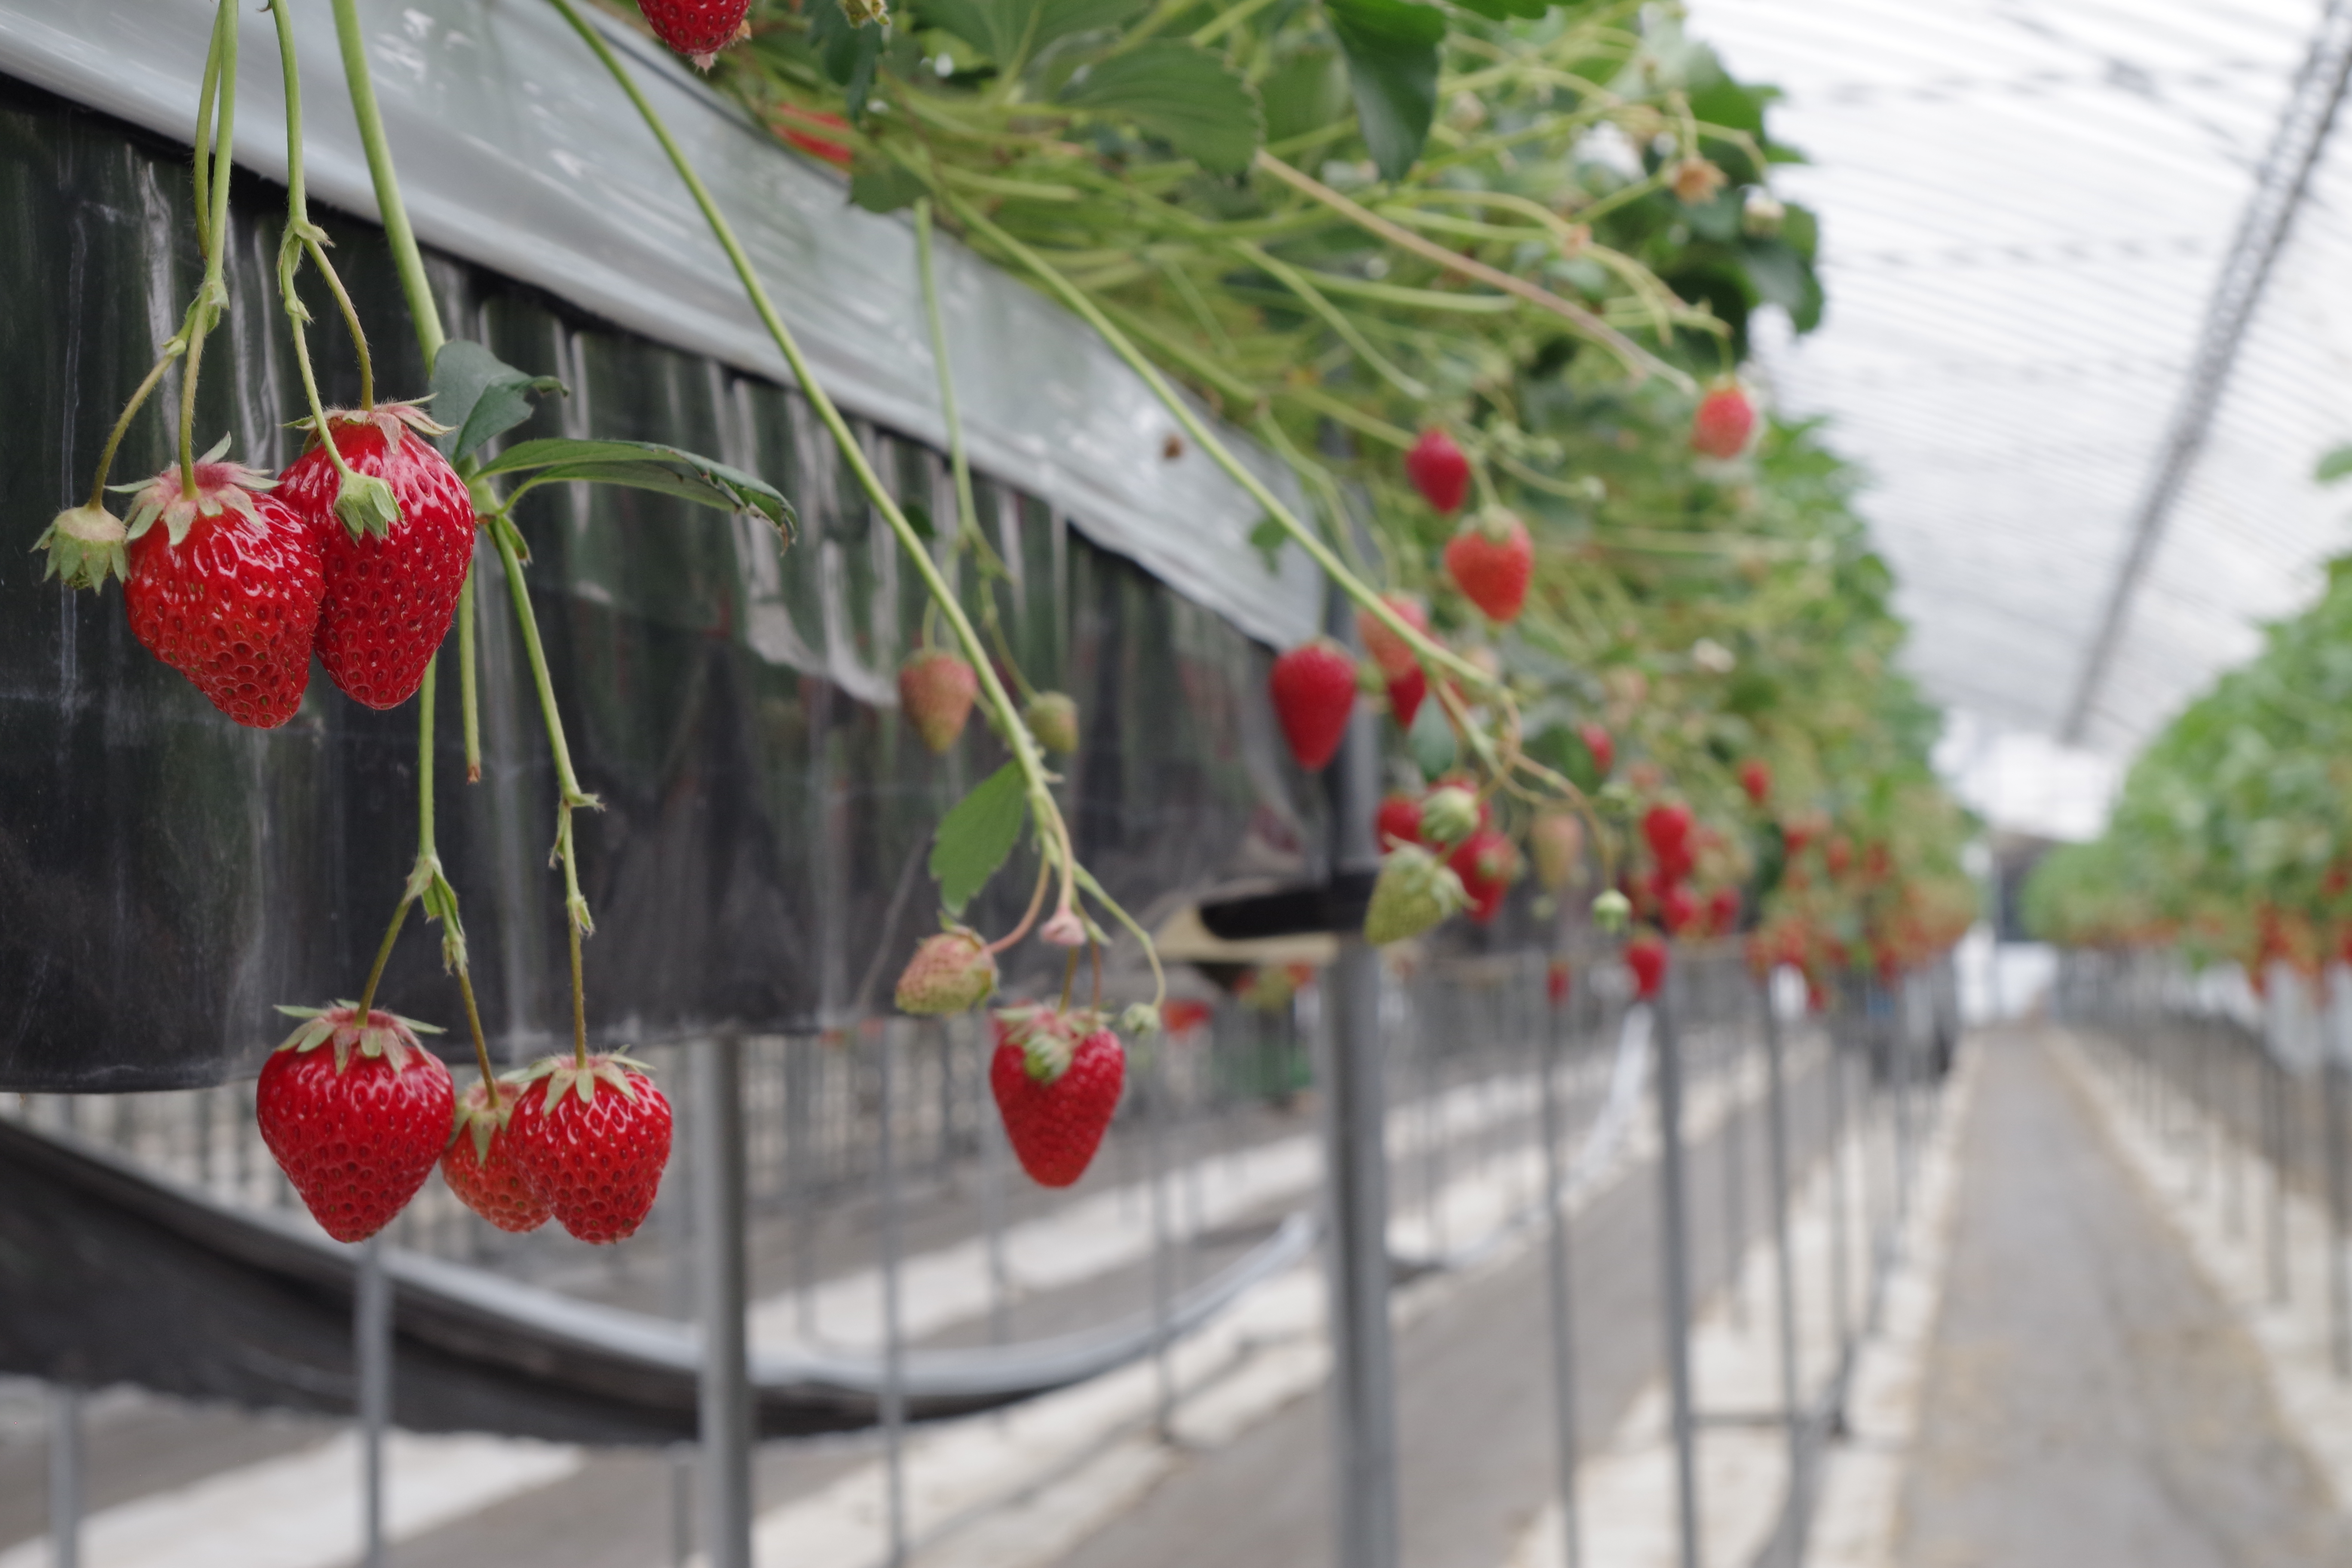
[1270,638,1358,770]
[1375,791,1426,851]
[1643,801,1694,877]
[1690,383,1755,460]
[991,1007,1124,1188]
[775,106,852,166]
[440,1080,550,1234]
[1708,885,1742,935]
[278,406,475,710]
[1546,960,1571,1008]
[258,1004,456,1243]
[900,647,979,754]
[1444,511,1532,624]
[119,459,324,729]
[640,0,752,66]
[1740,758,1772,807]
[1404,429,1471,515]
[1579,723,1615,780]
[1658,880,1700,936]
[1448,827,1519,925]
[895,927,998,1015]
[1625,934,1668,999]
[1357,594,1429,680]
[506,1056,674,1244]
[1387,665,1427,729]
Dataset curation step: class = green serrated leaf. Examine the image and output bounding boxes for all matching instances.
[1450,0,1548,19]
[1061,42,1265,176]
[432,341,567,464]
[1248,515,1289,574]
[930,762,1029,916]
[2318,444,2352,485]
[476,438,796,538]
[1327,0,1446,182]
[920,0,1146,74]
[851,159,928,214]
[810,0,886,117]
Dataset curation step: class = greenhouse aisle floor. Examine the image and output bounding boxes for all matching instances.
[1890,1035,2352,1568]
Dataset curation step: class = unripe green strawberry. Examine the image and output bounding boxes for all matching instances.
[1419,786,1480,849]
[1531,810,1585,892]
[900,648,979,754]
[895,927,998,1015]
[1364,843,1467,945]
[1026,691,1080,754]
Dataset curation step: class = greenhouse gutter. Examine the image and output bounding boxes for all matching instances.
[0,0,1322,651]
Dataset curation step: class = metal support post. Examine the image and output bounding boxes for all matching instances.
[1760,976,1805,1562]
[695,1034,755,1568]
[1537,962,1585,1568]
[1148,1035,1178,1439]
[1825,1014,1852,1372]
[876,1027,909,1566]
[355,1236,391,1568]
[1654,958,1703,1568]
[1720,964,1748,1332]
[976,1017,1012,1344]
[48,1386,81,1568]
[1321,936,1400,1568]
[2266,1035,2292,1308]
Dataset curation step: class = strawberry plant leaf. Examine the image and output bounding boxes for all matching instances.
[921,0,1148,76]
[1327,0,1446,181]
[432,341,566,464]
[1248,515,1289,573]
[2318,444,2352,484]
[931,762,1028,915]
[1060,42,1264,176]
[477,439,796,537]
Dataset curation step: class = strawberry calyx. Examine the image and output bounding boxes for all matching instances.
[120,445,279,549]
[516,1052,655,1111]
[296,403,453,542]
[994,1004,1112,1086]
[1463,504,1523,544]
[450,1075,528,1165]
[34,503,131,590]
[273,1001,446,1074]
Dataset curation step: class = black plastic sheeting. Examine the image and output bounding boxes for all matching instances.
[0,1115,1316,1442]
[0,75,1328,1093]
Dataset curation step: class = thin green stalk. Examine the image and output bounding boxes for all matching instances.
[84,348,183,510]
[179,0,239,497]
[545,0,1078,923]
[191,7,225,262]
[328,0,444,363]
[489,517,600,959]
[940,187,1498,700]
[459,570,481,782]
[913,199,984,579]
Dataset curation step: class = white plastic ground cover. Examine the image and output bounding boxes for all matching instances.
[0,0,1322,651]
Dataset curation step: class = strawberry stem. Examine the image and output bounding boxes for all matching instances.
[568,916,588,1070]
[353,897,412,1021]
[327,0,445,364]
[1057,947,1079,1013]
[458,568,482,783]
[83,346,184,514]
[456,963,500,1111]
[178,0,239,501]
[550,0,1081,951]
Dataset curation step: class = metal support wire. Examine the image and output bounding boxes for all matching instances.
[2061,0,2352,741]
[355,1237,391,1568]
[1537,965,1586,1568]
[48,1385,82,1568]
[696,1034,755,1568]
[1760,978,1807,1567]
[877,1028,910,1568]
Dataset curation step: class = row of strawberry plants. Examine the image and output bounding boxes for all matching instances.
[34,0,1972,1247]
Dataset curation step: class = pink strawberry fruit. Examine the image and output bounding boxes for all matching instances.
[1404,429,1471,515]
[441,1080,551,1234]
[258,1004,456,1243]
[1270,638,1358,771]
[1356,594,1430,680]
[1740,757,1772,807]
[1448,828,1519,925]
[640,0,752,67]
[991,1007,1125,1188]
[1444,511,1532,625]
[118,459,324,729]
[1546,960,1571,1008]
[1690,383,1755,459]
[900,648,979,754]
[277,405,475,710]
[1626,934,1668,999]
[506,1057,674,1244]
[1643,802,1695,879]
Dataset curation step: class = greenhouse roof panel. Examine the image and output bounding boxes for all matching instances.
[1698,0,2352,757]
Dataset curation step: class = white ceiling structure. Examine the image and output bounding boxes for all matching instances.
[1691,0,2352,836]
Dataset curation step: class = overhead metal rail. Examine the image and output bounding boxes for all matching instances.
[2061,0,2352,744]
